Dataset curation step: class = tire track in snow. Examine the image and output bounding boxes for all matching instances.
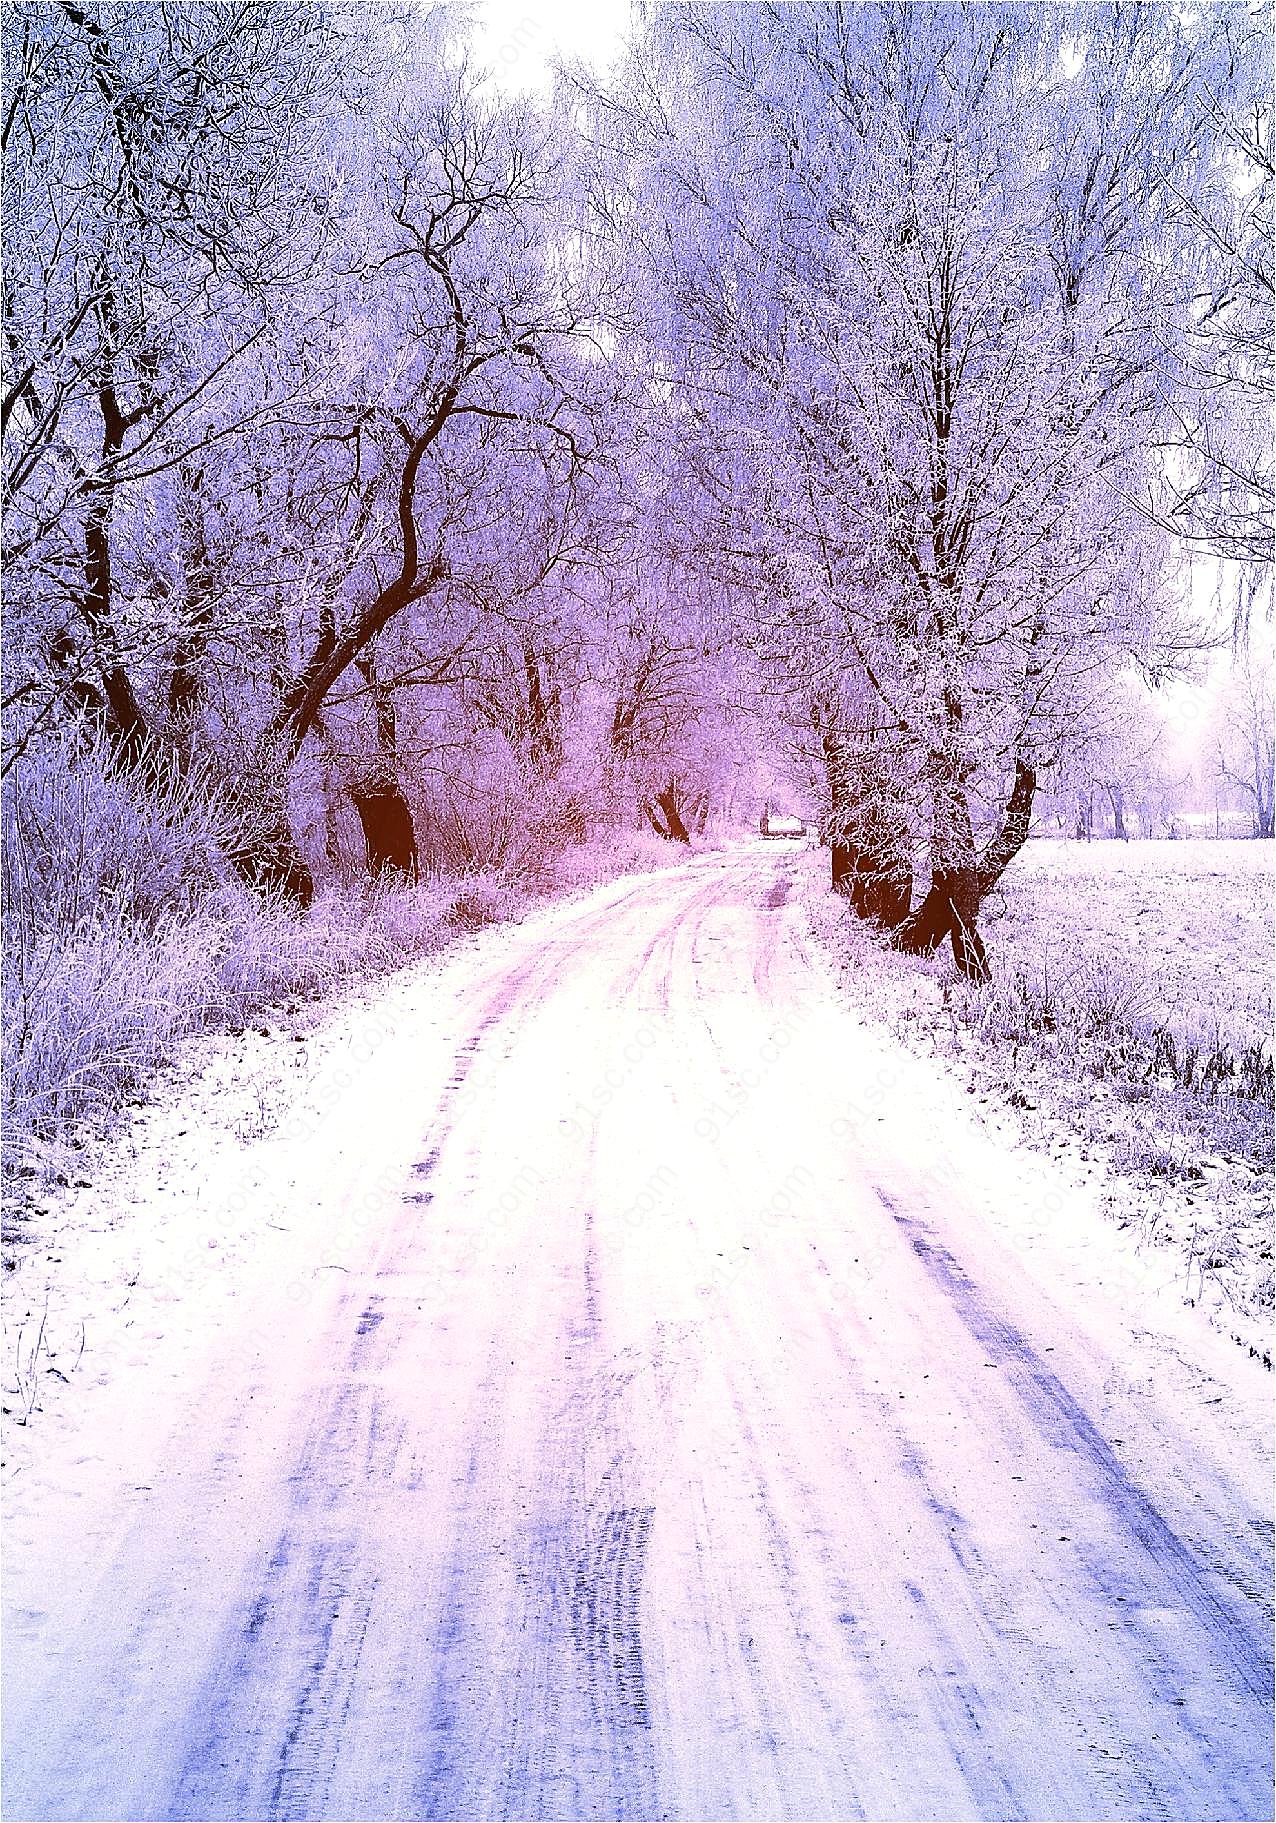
[878,1188,1273,1705]
[406,871,735,1821]
[650,860,1271,1819]
[170,895,661,1822]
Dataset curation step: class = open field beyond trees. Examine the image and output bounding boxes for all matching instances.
[991,839,1273,1057]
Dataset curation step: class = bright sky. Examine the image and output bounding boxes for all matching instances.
[469,0,633,93]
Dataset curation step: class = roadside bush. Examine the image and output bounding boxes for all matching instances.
[413,739,568,884]
[3,910,222,1144]
[447,874,527,931]
[3,733,236,937]
[547,825,679,893]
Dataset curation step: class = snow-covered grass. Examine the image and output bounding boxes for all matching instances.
[3,874,477,1170]
[947,840,1275,1141]
[985,839,1273,1060]
[804,837,1275,1338]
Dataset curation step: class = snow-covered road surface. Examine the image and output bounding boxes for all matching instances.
[4,847,1273,1822]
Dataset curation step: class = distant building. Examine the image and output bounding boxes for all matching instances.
[760,805,807,839]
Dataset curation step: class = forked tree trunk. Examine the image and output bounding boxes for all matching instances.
[894,756,1036,981]
[895,866,988,980]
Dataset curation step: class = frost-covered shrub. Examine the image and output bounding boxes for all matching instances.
[210,882,458,1017]
[447,874,526,931]
[1,738,243,1151]
[414,737,533,877]
[411,732,605,888]
[357,882,453,964]
[3,733,238,935]
[548,825,682,892]
[0,742,458,1163]
[2,911,222,1143]
[211,898,335,1015]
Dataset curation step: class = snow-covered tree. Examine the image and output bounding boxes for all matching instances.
[579,1,1224,971]
[1214,644,1275,837]
[2,0,347,777]
[1141,1,1274,570]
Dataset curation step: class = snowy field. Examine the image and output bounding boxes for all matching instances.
[992,839,1273,1055]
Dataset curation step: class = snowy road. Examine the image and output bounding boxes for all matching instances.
[4,847,1273,1822]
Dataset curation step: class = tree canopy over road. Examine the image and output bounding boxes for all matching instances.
[3,1,1272,964]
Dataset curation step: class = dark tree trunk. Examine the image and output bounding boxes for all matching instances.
[824,715,913,929]
[895,756,987,978]
[948,870,989,980]
[894,756,1036,981]
[1254,749,1274,837]
[831,841,855,895]
[79,420,151,769]
[832,839,912,927]
[167,464,214,762]
[221,801,314,906]
[893,882,952,954]
[861,861,912,928]
[976,757,1037,896]
[348,643,417,879]
[74,353,315,906]
[561,796,588,843]
[523,644,562,775]
[649,784,691,843]
[352,784,418,879]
